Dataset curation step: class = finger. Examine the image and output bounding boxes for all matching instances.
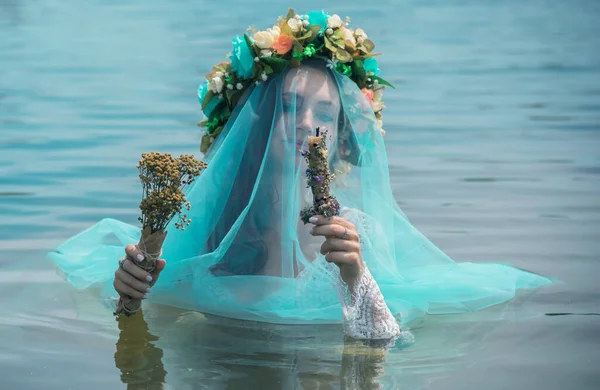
[320,238,360,255]
[125,244,145,263]
[312,224,359,242]
[114,278,147,300]
[148,259,166,287]
[155,259,166,274]
[121,258,153,283]
[325,251,359,266]
[309,215,356,231]
[116,268,151,295]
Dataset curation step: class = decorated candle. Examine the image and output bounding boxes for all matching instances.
[300,127,340,224]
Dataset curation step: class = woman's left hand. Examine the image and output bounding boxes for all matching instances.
[309,215,364,287]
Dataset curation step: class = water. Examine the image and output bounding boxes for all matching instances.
[1,0,599,388]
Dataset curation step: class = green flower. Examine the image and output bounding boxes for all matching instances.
[205,116,221,133]
[336,62,352,77]
[303,44,317,57]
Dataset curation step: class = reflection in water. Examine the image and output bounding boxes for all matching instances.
[110,301,530,390]
[114,306,408,389]
[340,342,388,390]
[115,310,167,389]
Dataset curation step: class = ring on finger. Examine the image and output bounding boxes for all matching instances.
[119,257,126,270]
[341,227,349,240]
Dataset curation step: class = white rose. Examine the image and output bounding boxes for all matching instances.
[342,28,356,45]
[327,14,343,29]
[377,119,383,128]
[373,89,383,102]
[271,25,281,39]
[260,49,272,57]
[354,28,368,40]
[372,101,384,112]
[253,31,274,49]
[266,28,279,42]
[209,76,224,93]
[287,18,301,32]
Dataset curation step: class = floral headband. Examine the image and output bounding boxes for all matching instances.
[197,8,393,153]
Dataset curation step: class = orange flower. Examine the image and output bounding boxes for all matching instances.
[272,35,294,55]
[361,88,374,106]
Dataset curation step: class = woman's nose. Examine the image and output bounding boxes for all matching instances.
[296,108,313,130]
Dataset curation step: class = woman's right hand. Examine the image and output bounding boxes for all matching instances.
[113,244,166,300]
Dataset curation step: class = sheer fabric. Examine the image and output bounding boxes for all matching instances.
[49,59,552,329]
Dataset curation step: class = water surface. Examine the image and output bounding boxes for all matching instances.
[1,0,599,389]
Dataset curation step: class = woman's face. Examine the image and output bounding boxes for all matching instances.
[272,64,341,161]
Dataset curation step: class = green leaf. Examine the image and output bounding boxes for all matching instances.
[263,64,274,74]
[201,91,215,110]
[244,33,260,57]
[260,57,289,73]
[362,39,375,53]
[225,88,237,102]
[281,21,292,36]
[293,42,304,54]
[335,50,352,63]
[200,134,212,153]
[324,37,338,53]
[351,60,366,81]
[230,91,242,108]
[307,25,322,42]
[296,30,312,41]
[220,103,231,119]
[333,37,345,49]
[285,8,295,21]
[372,75,395,89]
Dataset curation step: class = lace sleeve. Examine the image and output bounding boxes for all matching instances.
[337,265,400,340]
[336,207,401,340]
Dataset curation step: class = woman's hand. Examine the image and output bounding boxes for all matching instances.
[309,215,364,288]
[113,244,166,300]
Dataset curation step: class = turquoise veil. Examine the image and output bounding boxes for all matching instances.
[49,59,552,326]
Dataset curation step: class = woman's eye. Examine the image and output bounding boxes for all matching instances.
[317,112,334,122]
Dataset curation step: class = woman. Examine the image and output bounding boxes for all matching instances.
[50,10,552,342]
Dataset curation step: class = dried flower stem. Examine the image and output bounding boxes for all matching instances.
[115,152,207,317]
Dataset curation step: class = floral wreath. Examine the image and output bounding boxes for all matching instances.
[197,8,394,153]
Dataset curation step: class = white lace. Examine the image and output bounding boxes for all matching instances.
[296,207,401,341]
[339,265,400,340]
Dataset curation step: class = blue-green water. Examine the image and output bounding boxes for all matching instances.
[1,0,599,389]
